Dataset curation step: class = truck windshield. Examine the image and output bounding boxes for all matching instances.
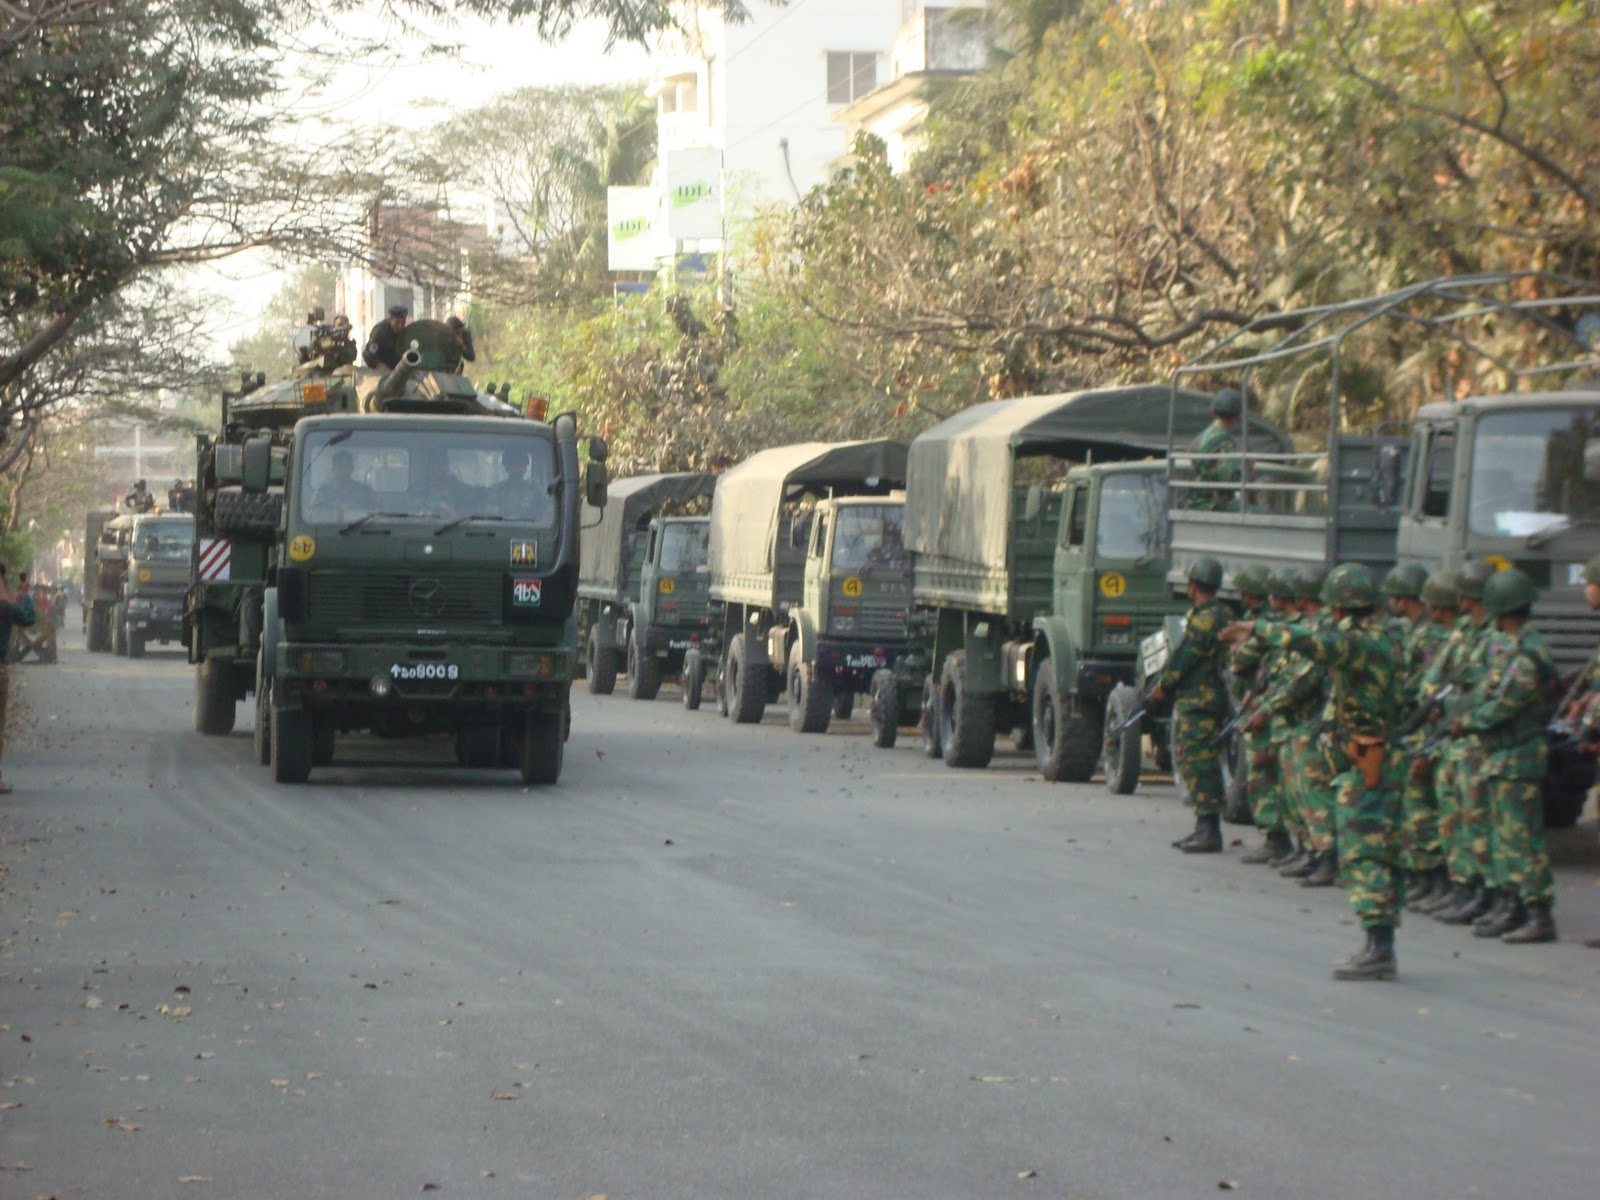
[659,522,709,573]
[1469,409,1600,538]
[136,525,194,561]
[298,429,557,527]
[831,504,907,571]
[1096,473,1168,560]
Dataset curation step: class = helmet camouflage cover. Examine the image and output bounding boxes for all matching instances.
[1188,557,1224,590]
[1234,565,1270,596]
[1382,562,1429,598]
[1293,568,1327,602]
[1481,566,1538,615]
[1321,562,1379,609]
[1421,570,1460,608]
[1455,560,1496,600]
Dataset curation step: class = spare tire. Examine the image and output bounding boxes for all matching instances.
[213,486,284,537]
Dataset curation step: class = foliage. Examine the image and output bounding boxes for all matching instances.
[227,265,340,382]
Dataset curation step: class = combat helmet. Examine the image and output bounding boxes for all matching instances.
[1211,388,1242,418]
[1293,567,1327,603]
[1234,565,1270,597]
[1266,570,1296,599]
[1582,554,1600,586]
[1188,557,1224,590]
[1455,560,1496,600]
[1321,562,1380,610]
[1382,562,1429,598]
[1421,570,1459,609]
[1481,567,1538,616]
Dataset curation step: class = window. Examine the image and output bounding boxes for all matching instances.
[1420,430,1454,519]
[830,504,906,571]
[827,52,877,105]
[1066,487,1088,547]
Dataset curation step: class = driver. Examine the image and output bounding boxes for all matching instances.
[314,450,377,513]
[420,454,473,517]
[496,446,553,524]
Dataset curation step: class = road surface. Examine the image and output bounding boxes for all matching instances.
[3,624,1599,1198]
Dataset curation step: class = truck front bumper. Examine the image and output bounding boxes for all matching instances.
[274,641,574,713]
[125,599,185,642]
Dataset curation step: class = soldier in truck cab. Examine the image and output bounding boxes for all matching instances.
[496,446,553,525]
[314,450,377,513]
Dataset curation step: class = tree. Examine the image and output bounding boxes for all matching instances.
[227,265,341,382]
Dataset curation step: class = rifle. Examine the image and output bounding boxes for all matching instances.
[1106,702,1148,741]
[1410,731,1450,760]
[1398,683,1454,737]
[1548,712,1600,750]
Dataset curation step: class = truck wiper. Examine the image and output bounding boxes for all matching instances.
[338,511,409,535]
[1525,517,1600,549]
[433,513,507,535]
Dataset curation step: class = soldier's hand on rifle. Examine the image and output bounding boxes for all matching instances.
[1244,710,1268,734]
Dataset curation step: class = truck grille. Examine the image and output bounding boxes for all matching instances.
[1532,603,1600,676]
[310,572,500,628]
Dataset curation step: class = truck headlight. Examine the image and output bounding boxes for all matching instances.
[298,649,345,674]
[508,652,557,678]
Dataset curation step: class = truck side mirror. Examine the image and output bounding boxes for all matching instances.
[1375,444,1403,507]
[587,435,609,465]
[584,460,608,509]
[1584,438,1600,484]
[241,435,272,494]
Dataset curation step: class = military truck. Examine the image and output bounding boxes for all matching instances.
[698,440,911,733]
[897,388,1291,776]
[1160,272,1600,825]
[110,512,195,658]
[82,509,117,651]
[577,472,716,701]
[186,316,606,785]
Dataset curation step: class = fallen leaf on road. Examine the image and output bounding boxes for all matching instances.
[971,1075,1017,1084]
[1218,1182,1238,1191]
[179,1176,213,1183]
[1017,1169,1037,1179]
[270,1079,289,1089]
[421,1185,439,1193]
[84,996,103,1010]
[491,1091,519,1101]
[1173,1003,1201,1010]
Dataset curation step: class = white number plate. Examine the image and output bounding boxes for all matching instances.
[390,663,460,681]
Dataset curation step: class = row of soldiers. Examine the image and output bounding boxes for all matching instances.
[1152,554,1570,982]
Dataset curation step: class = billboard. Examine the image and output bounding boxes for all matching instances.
[607,187,661,272]
[665,147,723,241]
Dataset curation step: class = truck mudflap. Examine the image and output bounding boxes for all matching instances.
[275,641,573,706]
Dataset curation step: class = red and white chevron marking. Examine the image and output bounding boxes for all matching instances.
[196,538,232,581]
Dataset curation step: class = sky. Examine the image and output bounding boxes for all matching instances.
[197,6,652,355]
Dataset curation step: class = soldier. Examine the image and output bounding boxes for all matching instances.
[1183,389,1242,511]
[1275,568,1340,886]
[446,315,476,370]
[1401,571,1459,910]
[1148,557,1232,853]
[1232,569,1295,863]
[1554,553,1600,729]
[364,305,409,370]
[124,479,155,513]
[1222,565,1272,826]
[1451,567,1558,943]
[313,450,377,513]
[1225,563,1405,981]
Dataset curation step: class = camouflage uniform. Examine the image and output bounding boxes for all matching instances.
[1159,595,1233,818]
[1397,615,1450,874]
[1230,602,1286,837]
[1185,420,1240,511]
[1442,615,1501,891]
[1271,613,1337,858]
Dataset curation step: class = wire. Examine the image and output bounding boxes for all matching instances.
[723,0,822,66]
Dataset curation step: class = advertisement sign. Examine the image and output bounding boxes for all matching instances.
[607,187,661,272]
[665,147,723,241]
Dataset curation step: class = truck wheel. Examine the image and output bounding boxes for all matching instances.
[271,703,313,784]
[311,720,336,767]
[717,648,731,717]
[832,690,854,721]
[869,669,899,749]
[727,634,767,725]
[682,652,705,710]
[1032,658,1098,782]
[1220,728,1253,825]
[940,651,995,769]
[587,628,619,695]
[194,660,237,735]
[920,675,943,759]
[1102,684,1142,795]
[128,630,146,659]
[628,641,662,701]
[112,607,127,656]
[254,676,273,766]
[787,646,833,734]
[519,710,564,785]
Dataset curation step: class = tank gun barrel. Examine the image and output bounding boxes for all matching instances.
[375,347,423,406]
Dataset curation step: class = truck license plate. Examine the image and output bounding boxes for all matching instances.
[390,663,460,681]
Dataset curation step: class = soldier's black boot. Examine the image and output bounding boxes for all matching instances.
[1502,901,1557,944]
[1420,879,1467,917]
[1438,882,1495,926]
[1274,843,1308,873]
[1172,813,1223,854]
[1333,925,1396,981]
[1405,867,1445,910]
[1283,848,1322,879]
[1299,852,1339,888]
[1242,829,1292,865]
[1474,890,1523,939]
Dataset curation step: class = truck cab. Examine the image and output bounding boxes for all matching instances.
[631,515,712,693]
[115,513,195,658]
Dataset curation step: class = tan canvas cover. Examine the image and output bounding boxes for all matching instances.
[904,386,1291,568]
[579,472,716,593]
[709,440,909,580]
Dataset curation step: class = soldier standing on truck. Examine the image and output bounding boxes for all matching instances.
[1450,567,1559,944]
[1148,557,1232,854]
[1226,563,1405,981]
[1183,389,1242,511]
[446,316,475,370]
[363,305,409,369]
[124,479,155,513]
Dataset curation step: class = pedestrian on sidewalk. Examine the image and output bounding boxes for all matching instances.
[0,563,38,794]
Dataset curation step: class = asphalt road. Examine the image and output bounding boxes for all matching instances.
[4,624,1600,1199]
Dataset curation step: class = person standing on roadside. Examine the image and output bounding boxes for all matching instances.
[0,563,38,795]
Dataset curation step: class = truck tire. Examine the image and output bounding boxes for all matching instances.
[787,646,833,734]
[253,677,272,765]
[587,627,619,695]
[940,651,995,769]
[717,648,731,717]
[519,710,564,785]
[194,660,237,735]
[271,703,313,784]
[1543,745,1595,828]
[682,651,705,711]
[1032,658,1099,782]
[628,640,662,701]
[869,669,899,749]
[832,690,854,721]
[727,633,767,725]
[213,486,283,537]
[1102,683,1142,795]
[86,608,106,653]
[128,630,146,659]
[112,605,127,656]
[311,720,336,767]
[920,675,943,759]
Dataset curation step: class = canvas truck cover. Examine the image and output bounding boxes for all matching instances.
[579,472,716,597]
[709,439,909,607]
[905,386,1290,569]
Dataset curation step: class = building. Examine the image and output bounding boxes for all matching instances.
[337,205,490,335]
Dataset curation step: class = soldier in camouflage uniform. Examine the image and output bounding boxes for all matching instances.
[1233,570,1297,863]
[1275,568,1340,886]
[1553,553,1600,733]
[1382,564,1437,894]
[1429,562,1503,925]
[1150,557,1232,853]
[1182,390,1242,511]
[1453,568,1559,943]
[1401,572,1459,910]
[1226,562,1405,981]
[1222,566,1272,827]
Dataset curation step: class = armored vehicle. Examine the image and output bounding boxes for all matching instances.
[186,317,606,785]
[1163,272,1600,825]
[899,388,1290,775]
[110,513,195,658]
[698,440,910,733]
[577,472,715,700]
[82,509,117,651]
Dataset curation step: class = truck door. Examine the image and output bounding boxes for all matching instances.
[804,507,830,621]
[1054,481,1092,634]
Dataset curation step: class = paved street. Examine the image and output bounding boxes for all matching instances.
[3,625,1599,1199]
